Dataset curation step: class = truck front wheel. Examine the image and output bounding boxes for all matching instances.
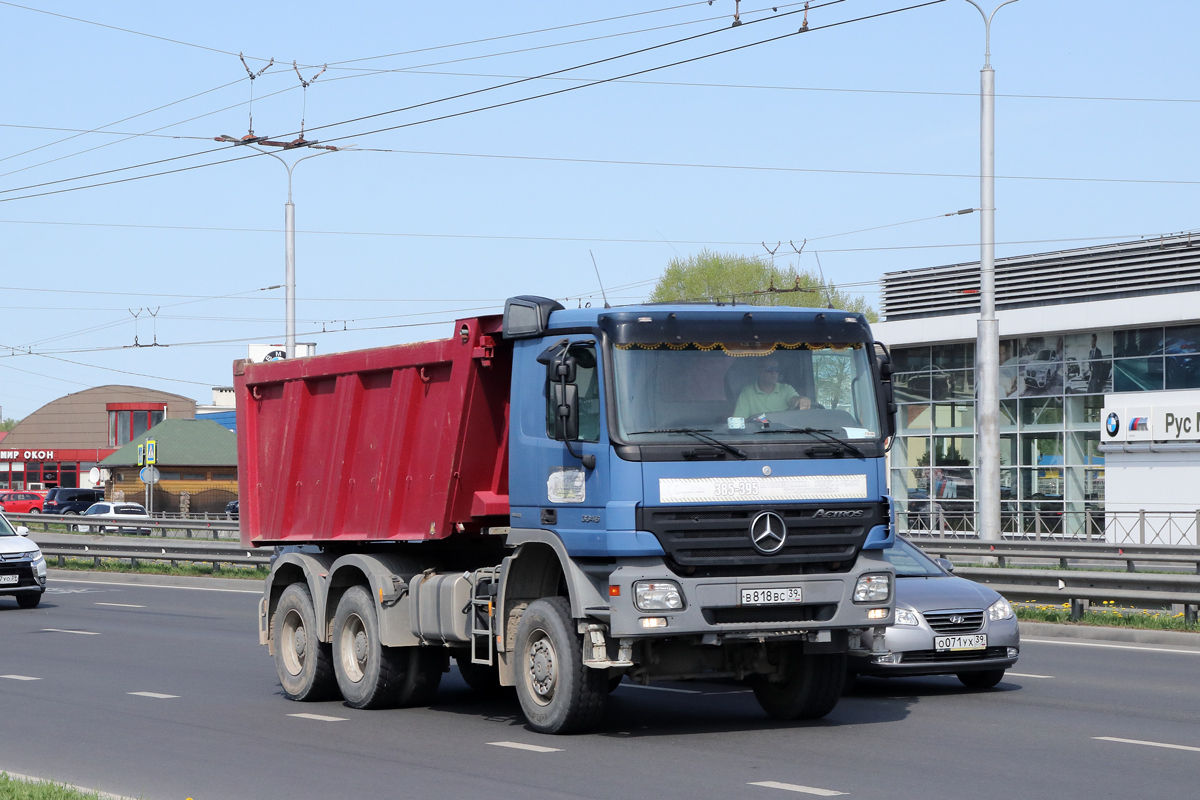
[751,648,846,721]
[513,596,607,734]
[274,583,336,701]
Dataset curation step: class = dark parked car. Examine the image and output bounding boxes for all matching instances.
[43,487,106,515]
[225,499,239,518]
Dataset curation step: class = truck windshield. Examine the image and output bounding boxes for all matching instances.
[610,341,881,445]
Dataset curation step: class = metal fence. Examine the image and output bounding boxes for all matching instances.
[4,511,239,540]
[901,507,1200,546]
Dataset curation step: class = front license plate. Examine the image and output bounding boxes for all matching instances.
[741,587,802,605]
[935,634,987,651]
[0,574,18,585]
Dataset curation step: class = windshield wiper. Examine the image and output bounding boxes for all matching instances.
[627,428,747,460]
[754,425,865,458]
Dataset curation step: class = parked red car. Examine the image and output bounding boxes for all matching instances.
[0,492,44,513]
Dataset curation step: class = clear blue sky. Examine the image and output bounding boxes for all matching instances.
[1,0,1197,419]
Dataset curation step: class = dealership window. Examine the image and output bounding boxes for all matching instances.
[890,324,1200,534]
[108,407,166,447]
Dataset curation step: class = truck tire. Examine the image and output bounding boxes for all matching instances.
[513,596,607,734]
[394,646,444,707]
[274,583,336,701]
[751,649,846,721]
[455,654,503,695]
[332,585,407,709]
[957,669,1005,689]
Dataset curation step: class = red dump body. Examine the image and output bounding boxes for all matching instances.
[234,315,511,547]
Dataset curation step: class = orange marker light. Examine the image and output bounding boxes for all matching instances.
[609,585,621,597]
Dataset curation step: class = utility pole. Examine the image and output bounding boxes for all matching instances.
[215,134,340,358]
[962,0,1019,543]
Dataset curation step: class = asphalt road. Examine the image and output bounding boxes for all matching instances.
[2,577,1199,800]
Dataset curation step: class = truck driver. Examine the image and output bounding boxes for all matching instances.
[732,357,812,418]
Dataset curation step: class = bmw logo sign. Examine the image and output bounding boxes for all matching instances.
[1105,412,1120,438]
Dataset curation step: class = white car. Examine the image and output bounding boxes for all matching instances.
[0,514,47,608]
[77,502,152,534]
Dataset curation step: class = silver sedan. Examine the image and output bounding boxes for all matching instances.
[848,537,1020,688]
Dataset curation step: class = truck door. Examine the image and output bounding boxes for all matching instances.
[510,335,612,554]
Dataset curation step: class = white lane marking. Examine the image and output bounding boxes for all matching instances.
[618,683,702,694]
[1007,672,1054,679]
[41,628,100,635]
[1024,638,1200,656]
[1094,736,1200,753]
[128,692,179,699]
[0,675,41,681]
[0,769,137,800]
[94,602,146,608]
[487,741,564,753]
[288,713,348,722]
[749,780,847,796]
[50,578,260,594]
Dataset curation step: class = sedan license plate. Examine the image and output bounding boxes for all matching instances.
[935,634,987,651]
[741,587,802,605]
[0,574,18,585]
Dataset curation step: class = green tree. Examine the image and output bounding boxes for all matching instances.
[647,249,877,321]
[0,418,19,432]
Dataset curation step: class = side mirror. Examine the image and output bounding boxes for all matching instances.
[16,526,29,536]
[934,557,955,573]
[550,383,580,441]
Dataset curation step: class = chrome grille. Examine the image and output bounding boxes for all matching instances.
[924,609,984,633]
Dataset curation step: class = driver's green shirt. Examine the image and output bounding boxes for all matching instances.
[733,381,800,418]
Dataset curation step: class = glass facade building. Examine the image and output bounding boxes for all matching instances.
[875,232,1200,538]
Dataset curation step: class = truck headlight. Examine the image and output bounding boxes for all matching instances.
[988,597,1014,621]
[853,573,891,603]
[894,607,919,626]
[634,581,684,611]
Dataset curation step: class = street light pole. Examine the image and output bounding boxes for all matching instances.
[963,0,1019,543]
[249,146,332,359]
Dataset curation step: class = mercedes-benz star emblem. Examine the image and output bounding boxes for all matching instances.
[750,511,787,555]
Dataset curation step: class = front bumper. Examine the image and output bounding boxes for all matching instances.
[849,615,1020,676]
[606,555,894,639]
[0,560,46,595]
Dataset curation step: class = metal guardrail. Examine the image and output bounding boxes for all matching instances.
[908,537,1200,623]
[4,511,239,539]
[33,533,268,570]
[901,508,1200,546]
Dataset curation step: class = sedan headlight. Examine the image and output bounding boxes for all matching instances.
[894,607,920,626]
[988,597,1014,621]
[634,581,684,611]
[853,573,892,603]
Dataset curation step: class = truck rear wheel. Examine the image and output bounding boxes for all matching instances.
[751,649,846,721]
[332,585,405,709]
[274,583,336,701]
[455,655,503,696]
[332,586,445,708]
[513,596,607,734]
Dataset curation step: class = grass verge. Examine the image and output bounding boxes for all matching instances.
[0,772,109,799]
[51,556,267,580]
[1015,602,1200,632]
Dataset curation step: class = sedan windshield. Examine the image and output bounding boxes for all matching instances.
[883,538,946,577]
[611,341,881,444]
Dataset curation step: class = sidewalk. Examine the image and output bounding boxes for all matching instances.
[48,568,263,592]
[1020,620,1200,648]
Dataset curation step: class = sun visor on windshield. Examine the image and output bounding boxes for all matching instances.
[597,311,870,346]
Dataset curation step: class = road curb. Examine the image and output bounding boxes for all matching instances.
[1020,620,1200,647]
[48,569,263,592]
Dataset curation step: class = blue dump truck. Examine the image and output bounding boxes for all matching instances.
[238,296,898,733]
